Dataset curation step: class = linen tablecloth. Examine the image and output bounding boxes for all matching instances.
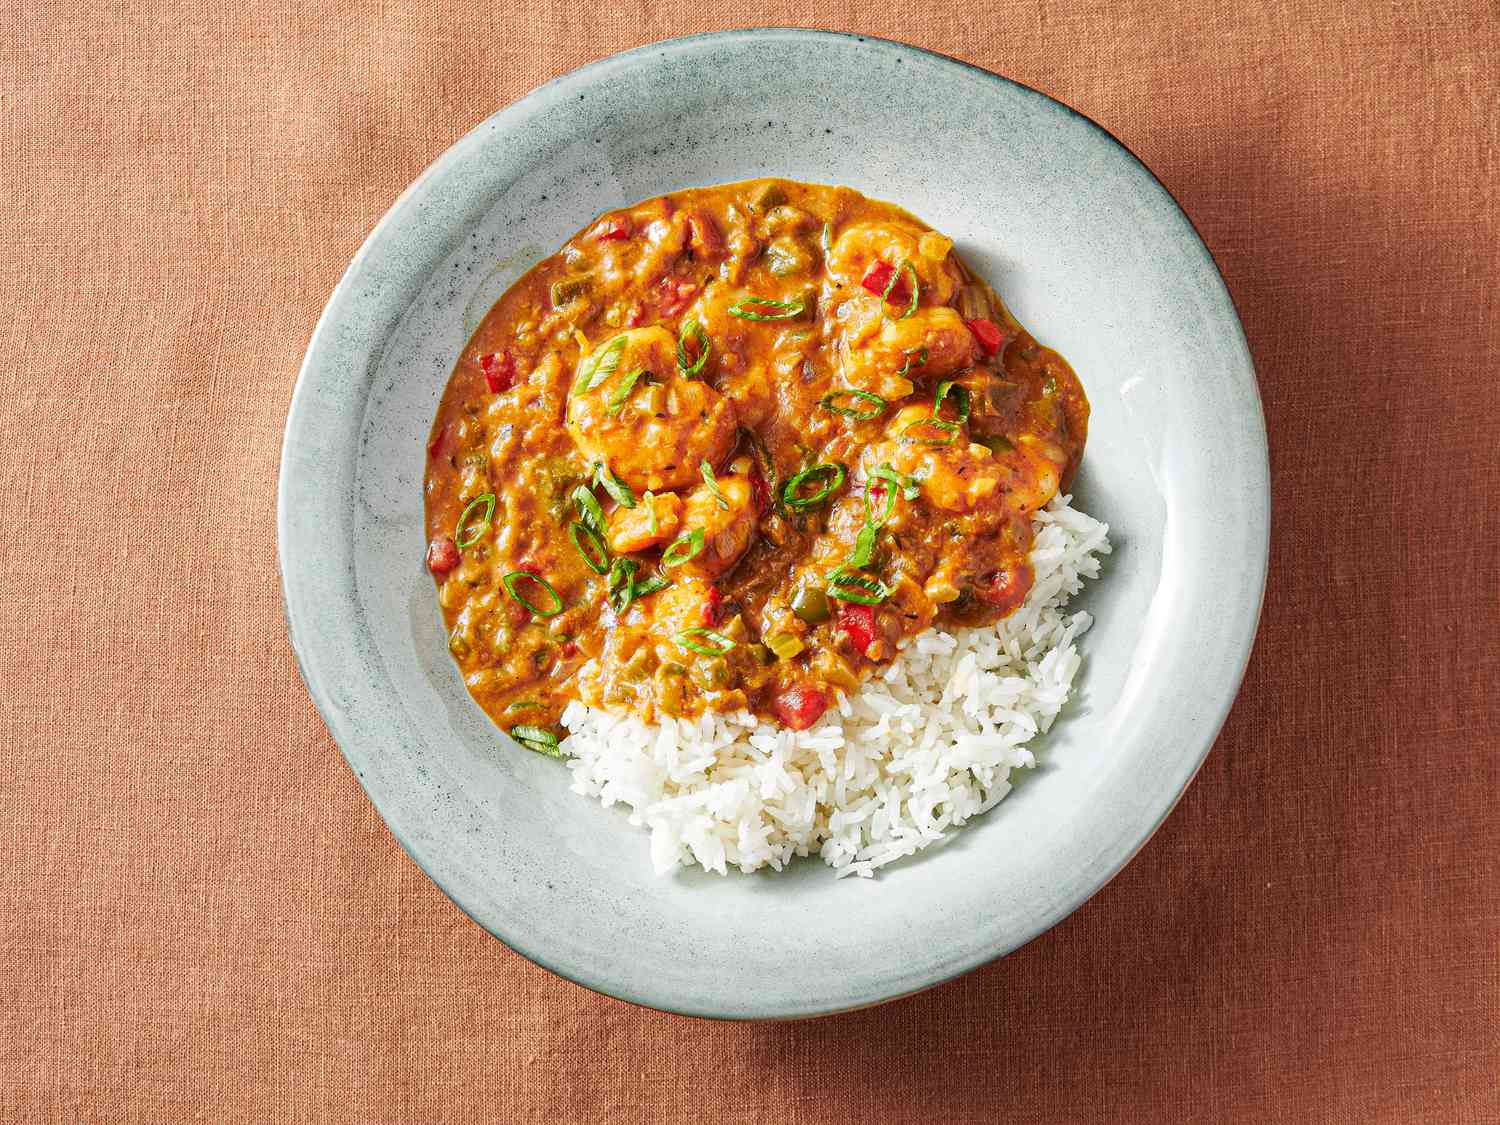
[4,3,1496,1120]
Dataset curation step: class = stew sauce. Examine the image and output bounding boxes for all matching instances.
[424,179,1088,748]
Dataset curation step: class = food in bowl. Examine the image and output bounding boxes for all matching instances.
[424,179,1109,875]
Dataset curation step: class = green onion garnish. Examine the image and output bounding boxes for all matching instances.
[900,417,961,447]
[643,490,658,535]
[607,557,638,612]
[675,627,736,657]
[572,334,626,396]
[820,222,833,255]
[866,466,904,525]
[743,428,783,514]
[849,522,878,570]
[828,572,890,606]
[677,319,710,377]
[660,528,705,568]
[632,574,671,598]
[897,346,929,379]
[700,460,729,510]
[606,367,646,415]
[454,492,496,550]
[571,484,604,531]
[505,699,539,712]
[819,388,887,420]
[883,260,919,320]
[728,296,806,321]
[501,570,564,618]
[568,521,609,575]
[933,380,971,424]
[782,463,846,510]
[510,724,562,758]
[595,463,636,508]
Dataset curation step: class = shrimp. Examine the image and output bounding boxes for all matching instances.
[677,474,757,579]
[825,221,964,307]
[835,302,978,398]
[607,491,683,554]
[566,327,738,492]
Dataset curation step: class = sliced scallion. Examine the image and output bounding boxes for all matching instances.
[632,574,671,599]
[677,319,710,377]
[643,490,658,535]
[454,493,496,550]
[594,463,636,508]
[510,724,562,758]
[728,295,805,321]
[572,334,626,396]
[820,222,833,256]
[828,572,890,606]
[607,557,639,612]
[568,521,609,575]
[883,260,919,320]
[866,466,904,525]
[900,417,961,447]
[819,388,887,420]
[700,460,729,510]
[782,463,846,511]
[501,570,564,618]
[933,380,971,424]
[660,528,705,568]
[849,522,878,570]
[606,367,646,415]
[897,346,929,379]
[675,627,736,657]
[743,428,782,514]
[571,484,604,531]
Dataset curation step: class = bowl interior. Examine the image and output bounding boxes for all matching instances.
[280,30,1267,1018]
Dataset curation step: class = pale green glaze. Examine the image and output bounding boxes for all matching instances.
[278,31,1268,1019]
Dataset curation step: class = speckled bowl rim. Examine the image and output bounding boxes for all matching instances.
[279,29,1269,1020]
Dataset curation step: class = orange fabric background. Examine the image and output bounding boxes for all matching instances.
[4,1,1497,1121]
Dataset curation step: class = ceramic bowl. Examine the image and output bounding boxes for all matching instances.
[279,30,1268,1018]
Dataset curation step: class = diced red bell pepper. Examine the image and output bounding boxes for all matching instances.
[427,423,449,458]
[772,687,829,731]
[860,260,912,306]
[426,535,459,576]
[478,351,516,394]
[980,564,1032,616]
[966,318,1010,357]
[596,218,630,242]
[625,304,646,328]
[861,261,893,295]
[701,586,724,628]
[837,602,876,653]
[560,641,579,659]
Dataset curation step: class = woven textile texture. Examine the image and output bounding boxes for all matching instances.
[3,1,1496,1121]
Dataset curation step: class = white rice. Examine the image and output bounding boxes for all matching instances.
[560,493,1111,878]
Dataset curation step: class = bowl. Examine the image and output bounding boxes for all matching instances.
[279,30,1268,1019]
